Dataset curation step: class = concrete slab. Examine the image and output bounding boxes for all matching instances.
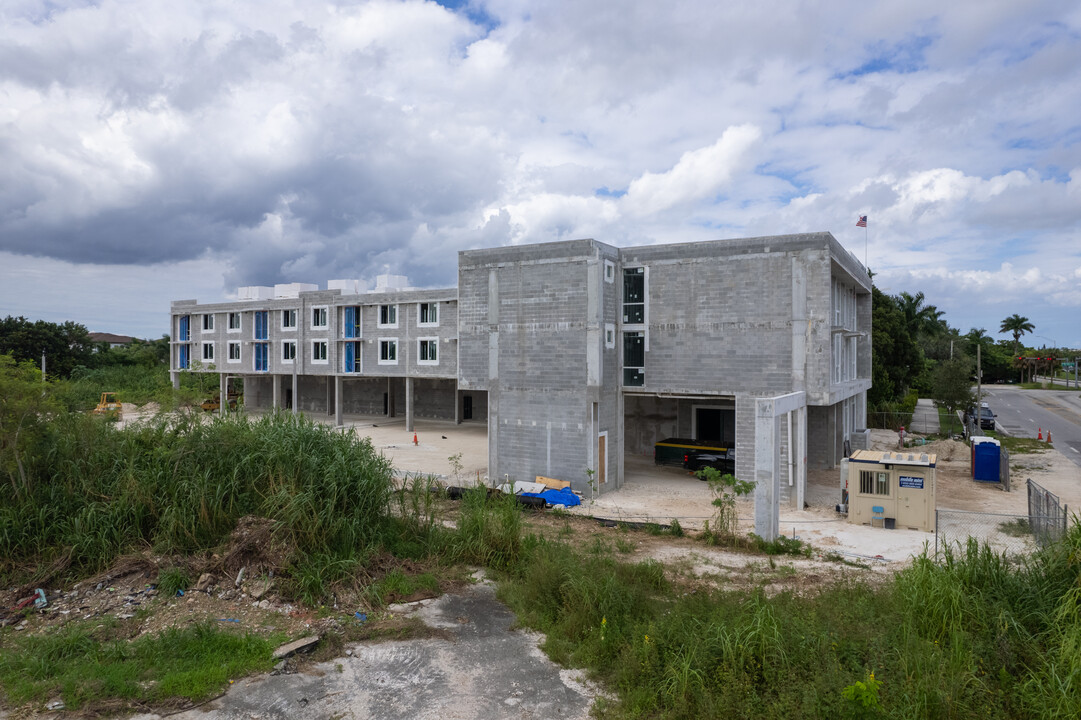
[133,581,596,720]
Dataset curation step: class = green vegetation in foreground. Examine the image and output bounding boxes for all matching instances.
[997,436,1053,455]
[494,525,1081,719]
[3,352,1081,718]
[0,407,395,603]
[0,620,283,711]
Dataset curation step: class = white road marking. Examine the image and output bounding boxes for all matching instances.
[1072,447,1079,454]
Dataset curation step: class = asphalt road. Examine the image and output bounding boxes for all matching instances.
[978,385,1081,468]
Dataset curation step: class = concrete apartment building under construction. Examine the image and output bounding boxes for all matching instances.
[171,232,872,538]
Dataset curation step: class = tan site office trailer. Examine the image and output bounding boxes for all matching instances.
[844,450,936,532]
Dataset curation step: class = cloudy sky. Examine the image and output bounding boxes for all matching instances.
[1,0,1079,349]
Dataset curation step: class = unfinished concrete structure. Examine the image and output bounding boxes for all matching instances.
[170,276,483,431]
[459,233,872,537]
[171,232,871,539]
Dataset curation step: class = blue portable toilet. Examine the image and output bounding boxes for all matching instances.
[972,437,1001,482]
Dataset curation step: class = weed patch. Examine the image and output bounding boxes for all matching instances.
[0,620,283,713]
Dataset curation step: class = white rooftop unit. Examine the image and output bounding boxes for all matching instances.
[328,279,363,294]
[373,274,412,292]
[238,286,274,301]
[274,282,318,298]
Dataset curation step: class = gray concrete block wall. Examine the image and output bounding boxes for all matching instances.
[412,378,457,420]
[341,378,393,416]
[623,395,679,455]
[461,240,621,492]
[459,390,488,423]
[807,404,835,469]
[734,394,757,486]
[491,393,591,491]
[630,252,796,395]
[456,264,492,388]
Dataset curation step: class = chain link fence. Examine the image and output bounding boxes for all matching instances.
[1027,479,1069,547]
[935,509,1050,558]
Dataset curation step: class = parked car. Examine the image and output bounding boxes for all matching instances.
[682,448,734,476]
[965,404,996,430]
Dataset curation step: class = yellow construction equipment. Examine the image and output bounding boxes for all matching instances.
[201,391,240,412]
[92,392,123,419]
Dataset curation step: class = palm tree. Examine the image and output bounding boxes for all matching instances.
[897,291,947,338]
[999,314,1034,355]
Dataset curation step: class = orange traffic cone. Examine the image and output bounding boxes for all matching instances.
[1047,429,1052,443]
[413,433,418,446]
[1037,428,1043,440]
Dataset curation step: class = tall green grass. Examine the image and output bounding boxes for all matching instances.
[491,517,1081,719]
[0,410,393,600]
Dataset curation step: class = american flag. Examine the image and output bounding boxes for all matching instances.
[856,215,868,227]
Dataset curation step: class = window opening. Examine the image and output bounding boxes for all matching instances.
[419,339,438,363]
[254,311,268,340]
[418,302,438,325]
[623,331,645,386]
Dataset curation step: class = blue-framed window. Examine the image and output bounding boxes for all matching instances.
[254,311,269,340]
[343,341,361,373]
[343,306,361,339]
[178,315,190,342]
[254,342,269,372]
[178,344,189,369]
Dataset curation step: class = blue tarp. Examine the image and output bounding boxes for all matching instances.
[520,489,581,507]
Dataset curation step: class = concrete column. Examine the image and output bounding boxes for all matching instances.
[387,377,395,418]
[170,371,180,390]
[754,398,780,542]
[272,375,280,410]
[291,372,298,415]
[335,376,343,427]
[454,383,461,425]
[220,374,227,416]
[405,377,414,432]
[795,405,807,511]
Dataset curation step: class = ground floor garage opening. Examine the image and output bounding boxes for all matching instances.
[623,393,735,467]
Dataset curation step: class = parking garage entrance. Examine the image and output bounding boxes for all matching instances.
[623,394,735,463]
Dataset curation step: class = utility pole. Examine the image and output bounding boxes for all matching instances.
[975,344,982,432]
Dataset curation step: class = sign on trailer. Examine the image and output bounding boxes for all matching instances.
[899,475,924,489]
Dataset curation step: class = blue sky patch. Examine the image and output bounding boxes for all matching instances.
[432,0,500,33]
[839,33,935,78]
[595,187,626,198]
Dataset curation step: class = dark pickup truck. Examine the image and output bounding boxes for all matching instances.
[654,438,734,475]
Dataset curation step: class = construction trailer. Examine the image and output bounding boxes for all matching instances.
[842,449,937,532]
